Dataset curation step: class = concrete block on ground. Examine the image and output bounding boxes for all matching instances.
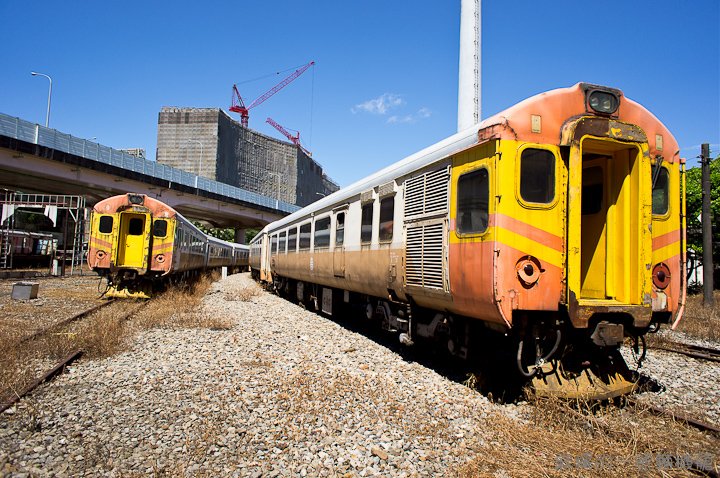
[12,282,39,300]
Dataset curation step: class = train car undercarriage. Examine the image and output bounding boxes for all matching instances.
[269,274,649,401]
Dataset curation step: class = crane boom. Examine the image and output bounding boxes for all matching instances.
[266,117,312,157]
[230,61,315,128]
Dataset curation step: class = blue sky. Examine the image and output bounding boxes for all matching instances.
[1,1,718,187]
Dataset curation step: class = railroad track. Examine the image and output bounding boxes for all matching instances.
[1,300,150,414]
[650,341,720,363]
[628,398,720,435]
[19,300,117,345]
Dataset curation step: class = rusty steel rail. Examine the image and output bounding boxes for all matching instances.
[20,300,116,345]
[0,350,83,414]
[628,397,720,435]
[651,342,720,363]
[626,398,720,476]
[2,300,150,414]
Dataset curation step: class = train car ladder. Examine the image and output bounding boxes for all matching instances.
[69,200,88,275]
[0,192,15,269]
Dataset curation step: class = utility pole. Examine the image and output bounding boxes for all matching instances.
[458,0,481,131]
[701,143,714,305]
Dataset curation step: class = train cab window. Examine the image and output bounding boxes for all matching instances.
[379,196,394,242]
[314,217,331,249]
[99,216,113,234]
[288,227,298,253]
[457,168,489,234]
[299,223,311,250]
[153,220,168,238]
[335,212,345,247]
[652,166,669,215]
[520,148,555,204]
[128,218,144,235]
[361,202,373,243]
[279,231,287,253]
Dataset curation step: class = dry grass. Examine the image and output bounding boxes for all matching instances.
[674,290,720,342]
[458,394,719,478]
[0,272,233,405]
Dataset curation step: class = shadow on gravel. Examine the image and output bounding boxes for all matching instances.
[293,299,527,404]
[286,291,671,405]
[635,373,665,394]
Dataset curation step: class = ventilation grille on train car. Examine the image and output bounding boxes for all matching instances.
[404,168,449,220]
[405,221,446,290]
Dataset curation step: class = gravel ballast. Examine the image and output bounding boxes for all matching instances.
[1,274,495,476]
[1,273,718,476]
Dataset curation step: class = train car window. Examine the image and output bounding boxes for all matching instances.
[335,212,345,247]
[99,216,113,234]
[652,166,669,215]
[153,220,168,238]
[315,217,331,248]
[361,202,373,243]
[299,223,311,250]
[288,227,298,253]
[279,231,287,253]
[271,235,278,255]
[457,168,489,234]
[379,196,394,242]
[520,148,555,204]
[128,218,144,235]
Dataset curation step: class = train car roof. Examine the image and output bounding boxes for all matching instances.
[256,82,680,237]
[94,193,248,250]
[93,193,179,218]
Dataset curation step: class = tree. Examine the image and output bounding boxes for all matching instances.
[191,222,261,244]
[685,154,719,263]
[191,222,235,242]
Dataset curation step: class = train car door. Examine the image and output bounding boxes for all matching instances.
[568,137,651,305]
[333,209,346,277]
[116,212,151,270]
[259,232,271,282]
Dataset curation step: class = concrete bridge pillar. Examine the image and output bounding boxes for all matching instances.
[234,227,246,245]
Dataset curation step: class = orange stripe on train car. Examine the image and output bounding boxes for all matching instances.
[494,214,563,253]
[152,242,173,252]
[90,237,112,249]
[652,229,680,251]
[451,213,563,253]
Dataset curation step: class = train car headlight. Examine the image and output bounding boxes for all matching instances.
[156,254,165,263]
[588,90,619,115]
[96,250,106,259]
[652,263,671,289]
[128,194,144,205]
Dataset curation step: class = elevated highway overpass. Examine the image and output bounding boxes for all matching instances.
[0,113,299,236]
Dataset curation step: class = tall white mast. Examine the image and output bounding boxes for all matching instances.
[457,0,481,132]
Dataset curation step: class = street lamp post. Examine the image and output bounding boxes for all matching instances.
[186,139,204,188]
[30,71,52,128]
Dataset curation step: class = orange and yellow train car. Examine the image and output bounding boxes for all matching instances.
[250,83,686,398]
[88,193,248,298]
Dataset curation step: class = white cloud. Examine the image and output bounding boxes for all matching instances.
[352,93,404,115]
[387,107,432,124]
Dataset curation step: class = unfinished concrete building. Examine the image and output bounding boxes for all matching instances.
[156,108,338,207]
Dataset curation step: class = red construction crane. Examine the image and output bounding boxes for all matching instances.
[230,61,315,128]
[266,117,312,157]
